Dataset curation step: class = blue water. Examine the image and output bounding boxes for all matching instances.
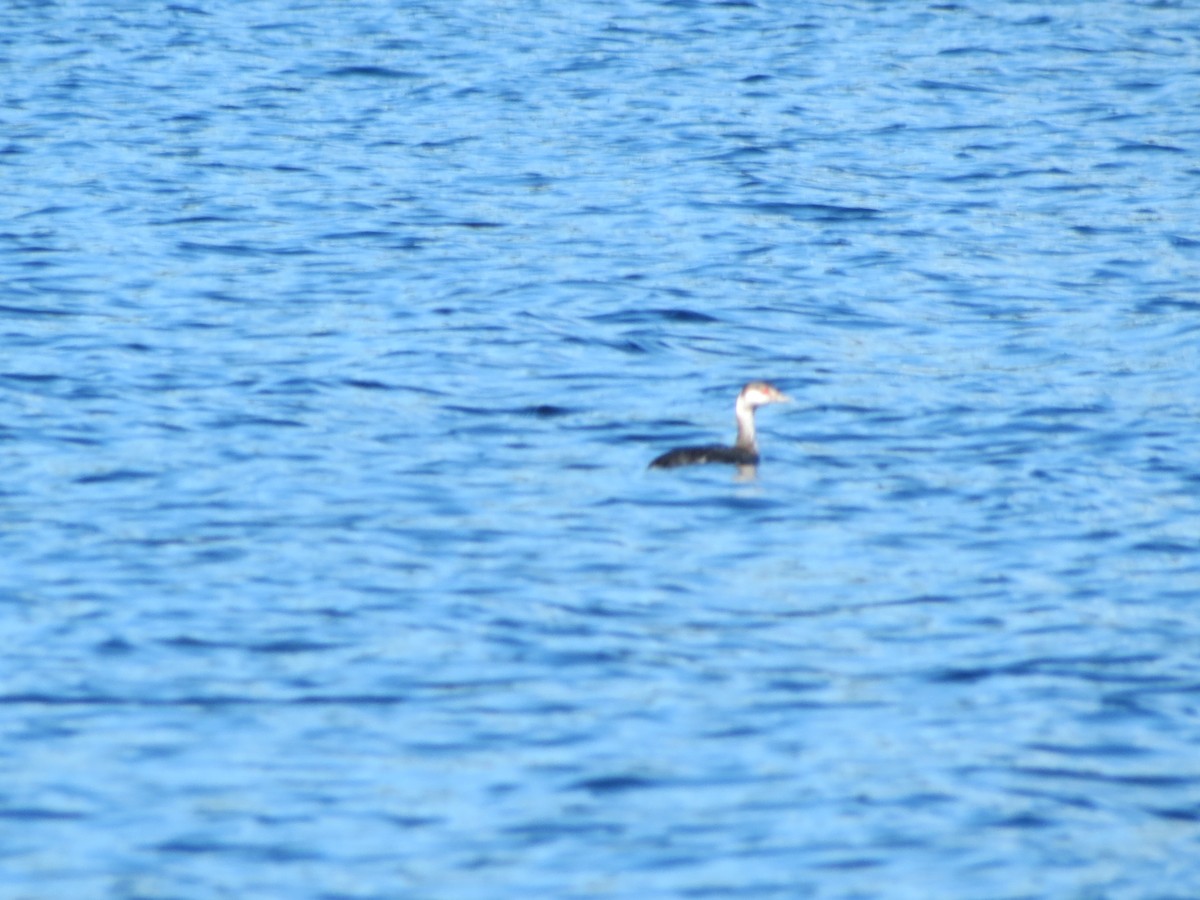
[3,1,1200,897]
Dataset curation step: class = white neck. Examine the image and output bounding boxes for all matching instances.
[734,394,758,451]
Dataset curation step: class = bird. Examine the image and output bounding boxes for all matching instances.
[649,381,790,469]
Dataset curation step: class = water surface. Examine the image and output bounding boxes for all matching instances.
[3,1,1200,897]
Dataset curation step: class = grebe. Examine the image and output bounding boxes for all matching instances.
[649,381,790,469]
